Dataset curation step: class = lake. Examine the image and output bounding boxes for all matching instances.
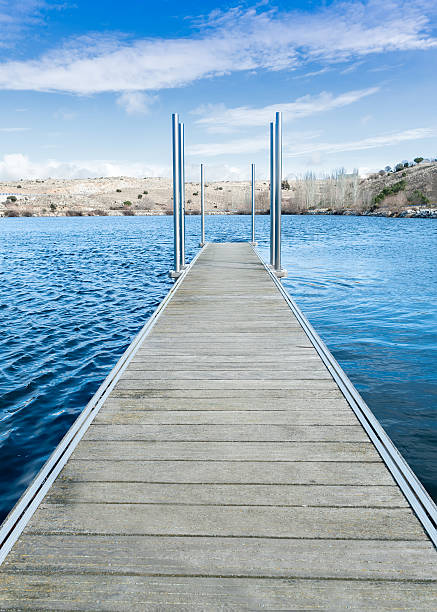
[0,214,436,523]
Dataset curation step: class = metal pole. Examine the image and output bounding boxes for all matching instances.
[250,163,257,245]
[274,111,286,277]
[269,122,276,266]
[178,121,185,268]
[200,163,205,246]
[170,113,181,278]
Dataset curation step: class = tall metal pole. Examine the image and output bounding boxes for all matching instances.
[178,121,185,268]
[170,113,181,278]
[269,122,276,266]
[274,111,286,277]
[200,163,205,247]
[250,163,257,245]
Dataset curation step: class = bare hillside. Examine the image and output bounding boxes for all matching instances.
[1,162,436,218]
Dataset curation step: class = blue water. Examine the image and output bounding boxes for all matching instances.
[0,215,436,523]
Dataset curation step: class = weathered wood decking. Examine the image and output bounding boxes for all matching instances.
[0,242,436,610]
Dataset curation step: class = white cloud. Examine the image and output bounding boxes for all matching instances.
[116,92,157,115]
[188,127,436,159]
[0,1,434,93]
[0,127,30,132]
[286,128,437,156]
[192,87,379,132]
[0,153,168,180]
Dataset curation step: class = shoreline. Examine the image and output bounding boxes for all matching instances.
[2,208,436,219]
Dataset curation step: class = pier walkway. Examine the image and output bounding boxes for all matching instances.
[0,242,436,610]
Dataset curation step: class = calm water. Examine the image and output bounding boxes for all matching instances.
[0,215,436,523]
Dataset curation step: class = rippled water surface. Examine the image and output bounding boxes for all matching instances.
[1,215,436,522]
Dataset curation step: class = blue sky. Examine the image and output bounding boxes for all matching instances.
[0,0,436,180]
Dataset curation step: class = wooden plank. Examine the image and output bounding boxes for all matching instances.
[93,408,358,425]
[59,460,395,485]
[25,503,426,540]
[100,397,351,411]
[71,440,380,461]
[3,536,436,580]
[1,575,436,611]
[81,424,368,442]
[45,482,408,507]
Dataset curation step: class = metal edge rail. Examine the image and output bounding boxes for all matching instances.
[0,243,209,566]
[253,244,437,548]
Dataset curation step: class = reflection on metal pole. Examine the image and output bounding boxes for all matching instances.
[274,111,287,278]
[169,113,181,278]
[269,122,275,266]
[179,122,186,268]
[250,163,257,246]
[200,163,205,247]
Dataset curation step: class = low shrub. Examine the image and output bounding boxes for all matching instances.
[137,194,142,199]
[7,195,17,202]
[373,180,406,205]
[4,209,19,217]
[408,190,430,206]
[122,209,135,216]
[66,210,83,216]
[116,188,122,193]
[123,201,132,206]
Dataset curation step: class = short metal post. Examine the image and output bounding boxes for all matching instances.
[250,163,257,246]
[178,121,186,268]
[269,122,276,266]
[200,163,205,247]
[169,113,181,278]
[274,111,287,278]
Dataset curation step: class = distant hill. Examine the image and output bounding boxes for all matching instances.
[1,162,436,218]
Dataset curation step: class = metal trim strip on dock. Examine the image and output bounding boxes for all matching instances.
[0,244,208,565]
[255,245,437,547]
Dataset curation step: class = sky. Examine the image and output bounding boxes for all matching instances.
[0,0,436,181]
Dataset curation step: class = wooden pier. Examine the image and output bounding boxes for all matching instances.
[0,242,436,610]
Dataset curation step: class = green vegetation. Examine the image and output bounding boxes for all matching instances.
[143,190,148,194]
[193,191,198,196]
[414,157,424,164]
[282,180,290,190]
[116,188,122,193]
[50,203,57,211]
[373,179,406,205]
[408,190,430,206]
[123,201,132,206]
[6,195,17,202]
[137,194,142,199]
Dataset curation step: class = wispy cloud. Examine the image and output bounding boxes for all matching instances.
[188,127,436,158]
[0,127,30,132]
[116,92,158,115]
[192,87,379,132]
[0,1,66,48]
[0,1,435,93]
[188,131,321,157]
[286,128,437,157]
[0,153,168,180]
